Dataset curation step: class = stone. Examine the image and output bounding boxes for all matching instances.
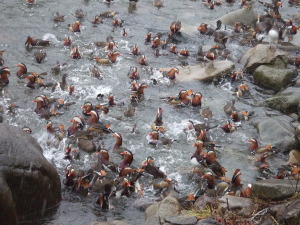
[164,215,198,225]
[145,196,181,220]
[240,44,288,73]
[218,8,257,26]
[275,200,300,225]
[253,65,294,91]
[296,125,300,143]
[252,116,298,153]
[265,87,300,114]
[91,221,132,225]
[219,195,255,217]
[143,216,161,225]
[133,197,158,211]
[288,150,300,164]
[78,139,96,153]
[91,222,114,225]
[196,218,219,225]
[0,123,61,225]
[175,60,235,82]
[252,179,300,200]
[112,221,132,225]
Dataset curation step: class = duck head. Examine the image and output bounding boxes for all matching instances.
[0,67,10,85]
[16,63,27,76]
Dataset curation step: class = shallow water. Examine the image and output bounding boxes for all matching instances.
[0,0,299,224]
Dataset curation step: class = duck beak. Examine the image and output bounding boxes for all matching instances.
[120,152,126,155]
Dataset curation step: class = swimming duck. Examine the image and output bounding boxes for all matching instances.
[92,15,103,25]
[179,48,190,57]
[0,51,4,66]
[152,107,164,128]
[90,65,102,79]
[153,0,164,9]
[160,67,179,80]
[131,44,139,56]
[75,9,85,19]
[152,36,161,48]
[22,126,33,134]
[131,82,148,101]
[63,36,72,46]
[118,150,134,171]
[67,116,85,136]
[191,92,202,107]
[223,100,236,116]
[254,153,272,176]
[108,51,121,63]
[53,12,65,22]
[25,36,50,47]
[123,105,136,117]
[148,130,176,146]
[25,73,44,89]
[169,20,182,34]
[197,129,208,142]
[95,184,112,210]
[169,90,193,106]
[198,23,214,36]
[149,178,172,193]
[87,113,113,133]
[201,172,229,197]
[170,44,178,54]
[226,169,252,197]
[51,61,62,74]
[81,102,93,116]
[70,47,81,59]
[112,18,124,27]
[26,0,36,4]
[221,120,236,133]
[140,156,166,179]
[128,67,140,80]
[97,149,117,173]
[236,83,250,98]
[145,32,152,43]
[34,50,47,63]
[112,133,129,154]
[68,21,81,32]
[45,120,65,142]
[99,9,116,18]
[63,167,76,187]
[205,151,226,178]
[69,84,75,95]
[191,140,207,173]
[33,96,52,116]
[138,55,147,66]
[200,107,213,119]
[94,57,111,65]
[0,67,10,85]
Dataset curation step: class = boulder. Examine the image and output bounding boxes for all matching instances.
[133,197,158,211]
[175,60,235,82]
[143,216,161,225]
[91,222,132,225]
[252,179,300,200]
[164,215,198,225]
[0,123,61,225]
[288,149,300,164]
[275,200,300,225]
[296,124,300,142]
[253,65,294,91]
[218,8,257,26]
[265,87,300,114]
[145,196,181,220]
[252,116,298,153]
[218,195,255,217]
[196,218,219,225]
[240,44,288,73]
[78,139,96,153]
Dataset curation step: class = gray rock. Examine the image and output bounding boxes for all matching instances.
[253,65,294,91]
[240,44,288,73]
[165,215,198,225]
[175,60,235,82]
[91,221,132,225]
[265,87,300,114]
[218,8,257,26]
[275,200,300,225]
[288,149,300,164]
[0,123,61,225]
[145,196,181,220]
[219,195,255,217]
[296,125,300,143]
[196,218,219,225]
[112,221,132,225]
[252,116,298,153]
[78,139,96,153]
[143,216,161,225]
[252,179,300,200]
[133,197,158,211]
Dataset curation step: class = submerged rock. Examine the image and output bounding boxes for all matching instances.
[0,123,61,225]
[219,195,255,217]
[78,139,96,153]
[265,87,300,114]
[240,44,288,73]
[252,116,298,153]
[176,60,235,82]
[252,179,300,200]
[218,8,257,26]
[145,196,181,220]
[253,65,294,91]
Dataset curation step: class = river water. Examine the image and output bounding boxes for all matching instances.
[0,0,299,224]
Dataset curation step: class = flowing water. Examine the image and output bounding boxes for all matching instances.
[0,0,299,224]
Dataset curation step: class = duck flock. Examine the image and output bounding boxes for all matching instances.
[1,0,300,223]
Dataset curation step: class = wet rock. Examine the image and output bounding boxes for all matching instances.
[252,116,298,153]
[0,123,61,225]
[253,65,294,91]
[265,87,300,114]
[78,139,96,153]
[288,149,300,164]
[296,125,300,142]
[145,196,181,220]
[240,44,288,73]
[193,195,217,209]
[164,215,197,225]
[196,218,219,225]
[274,200,300,225]
[252,179,300,200]
[175,60,235,82]
[91,221,132,225]
[218,8,257,26]
[219,195,255,217]
[133,197,158,211]
[143,216,161,225]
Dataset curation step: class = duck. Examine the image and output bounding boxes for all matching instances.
[131,44,139,56]
[268,24,279,48]
[34,50,47,63]
[254,154,272,176]
[63,36,72,46]
[197,23,214,36]
[221,120,236,133]
[25,36,50,47]
[75,9,85,19]
[191,140,207,173]
[118,150,134,171]
[0,67,10,85]
[131,82,148,101]
[63,167,76,187]
[67,116,85,136]
[290,164,300,181]
[51,61,62,74]
[92,15,103,25]
[90,65,102,79]
[223,100,236,116]
[33,96,51,115]
[86,112,113,134]
[70,47,81,59]
[191,92,202,107]
[68,21,81,32]
[149,178,172,193]
[128,67,140,80]
[99,10,116,18]
[112,18,124,27]
[123,105,136,117]
[148,130,176,146]
[108,51,121,63]
[145,32,152,43]
[138,55,147,66]
[170,44,178,54]
[52,74,68,91]
[53,12,65,22]
[26,0,36,4]
[160,67,179,80]
[201,172,229,197]
[25,73,44,89]
[97,149,117,173]
[0,51,4,66]
[95,184,112,210]
[204,151,226,178]
[140,156,166,179]
[169,20,182,34]
[45,120,65,141]
[236,83,250,98]
[153,0,163,9]
[167,90,193,106]
[197,129,208,142]
[226,169,252,197]
[69,84,75,96]
[151,107,166,132]
[81,102,93,116]
[107,94,116,106]
[94,57,111,65]
[179,48,189,57]
[112,133,131,154]
[200,107,213,119]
